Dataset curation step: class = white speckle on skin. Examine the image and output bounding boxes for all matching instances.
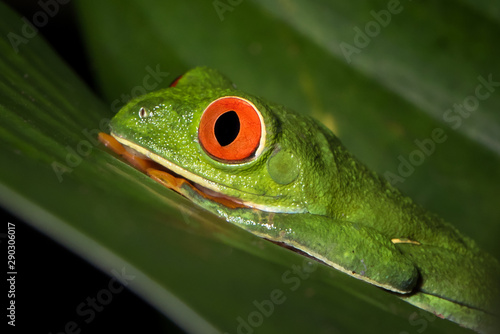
[260,223,276,230]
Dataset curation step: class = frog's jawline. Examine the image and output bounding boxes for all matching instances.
[112,133,284,212]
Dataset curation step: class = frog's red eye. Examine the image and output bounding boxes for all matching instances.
[169,75,183,87]
[199,97,264,163]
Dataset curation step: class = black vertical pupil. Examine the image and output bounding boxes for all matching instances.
[214,111,240,146]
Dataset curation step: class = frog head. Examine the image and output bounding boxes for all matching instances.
[110,67,345,215]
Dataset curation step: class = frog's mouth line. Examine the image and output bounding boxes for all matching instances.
[109,133,278,210]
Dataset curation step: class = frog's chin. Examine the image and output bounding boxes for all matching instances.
[111,133,289,213]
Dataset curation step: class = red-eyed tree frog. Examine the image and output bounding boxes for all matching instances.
[99,67,500,333]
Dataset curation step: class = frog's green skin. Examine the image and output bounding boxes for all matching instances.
[109,67,500,333]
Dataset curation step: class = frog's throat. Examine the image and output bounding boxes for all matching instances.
[111,133,286,213]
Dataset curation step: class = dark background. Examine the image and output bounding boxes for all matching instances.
[2,1,184,333]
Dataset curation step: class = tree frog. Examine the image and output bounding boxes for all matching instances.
[99,67,499,333]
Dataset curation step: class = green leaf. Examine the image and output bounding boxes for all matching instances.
[1,1,498,333]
